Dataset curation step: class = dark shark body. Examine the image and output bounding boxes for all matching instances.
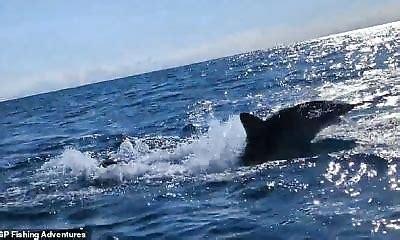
[99,93,390,168]
[240,101,356,165]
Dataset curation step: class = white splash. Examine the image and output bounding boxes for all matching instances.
[40,115,246,182]
[184,116,246,172]
[42,148,98,176]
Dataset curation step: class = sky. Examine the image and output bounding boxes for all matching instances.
[1,0,400,101]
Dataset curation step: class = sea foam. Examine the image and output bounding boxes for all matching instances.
[41,115,246,182]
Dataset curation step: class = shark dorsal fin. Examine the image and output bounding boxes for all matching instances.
[239,113,265,140]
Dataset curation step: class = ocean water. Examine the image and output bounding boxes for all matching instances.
[1,22,400,239]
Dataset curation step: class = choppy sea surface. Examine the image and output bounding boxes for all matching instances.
[1,22,400,239]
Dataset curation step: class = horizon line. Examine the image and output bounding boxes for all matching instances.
[1,20,398,104]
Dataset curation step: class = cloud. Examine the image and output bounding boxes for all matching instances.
[0,61,157,102]
[2,2,400,102]
[166,2,400,63]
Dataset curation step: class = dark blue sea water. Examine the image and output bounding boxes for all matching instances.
[1,23,400,239]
